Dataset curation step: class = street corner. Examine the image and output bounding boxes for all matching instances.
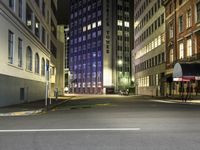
[0,109,44,117]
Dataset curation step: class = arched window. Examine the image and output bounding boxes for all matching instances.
[35,53,40,74]
[26,46,32,71]
[41,57,45,76]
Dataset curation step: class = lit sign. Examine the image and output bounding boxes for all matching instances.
[173,78,190,82]
[195,76,200,80]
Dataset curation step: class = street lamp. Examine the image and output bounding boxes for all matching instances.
[118,60,123,66]
[117,60,123,92]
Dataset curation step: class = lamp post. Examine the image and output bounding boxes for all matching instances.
[45,64,50,107]
[135,81,138,95]
[122,77,128,90]
[117,60,123,92]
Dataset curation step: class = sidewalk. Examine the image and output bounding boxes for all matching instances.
[146,95,200,105]
[0,96,73,117]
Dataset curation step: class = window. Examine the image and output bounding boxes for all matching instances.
[83,26,86,32]
[35,0,39,6]
[9,0,15,10]
[117,30,123,36]
[35,53,40,74]
[41,58,45,76]
[156,74,159,86]
[26,46,32,71]
[46,59,49,80]
[187,38,192,57]
[197,2,200,23]
[92,22,96,28]
[117,20,123,26]
[42,0,45,17]
[51,41,57,58]
[42,27,46,45]
[179,0,183,5]
[186,9,191,28]
[97,30,101,36]
[124,21,130,27]
[169,23,174,38]
[18,0,23,19]
[26,5,33,30]
[92,32,96,38]
[147,76,149,87]
[158,35,161,46]
[169,49,173,63]
[87,24,91,30]
[98,20,102,26]
[8,31,14,64]
[161,14,165,24]
[179,43,184,59]
[178,15,183,32]
[154,38,158,47]
[35,17,40,38]
[47,34,49,49]
[18,38,23,67]
[152,41,155,49]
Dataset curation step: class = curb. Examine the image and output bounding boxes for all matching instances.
[45,99,69,111]
[155,99,200,105]
[0,109,43,117]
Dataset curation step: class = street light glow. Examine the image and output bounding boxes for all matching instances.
[118,60,123,65]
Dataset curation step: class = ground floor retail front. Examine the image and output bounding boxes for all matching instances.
[135,72,165,96]
[165,79,200,97]
[165,63,200,98]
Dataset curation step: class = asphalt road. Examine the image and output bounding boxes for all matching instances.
[0,95,200,150]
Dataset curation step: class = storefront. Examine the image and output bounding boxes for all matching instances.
[172,63,200,97]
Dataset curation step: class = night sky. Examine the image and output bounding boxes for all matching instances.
[57,0,69,25]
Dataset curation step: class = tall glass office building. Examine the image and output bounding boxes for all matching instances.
[69,0,132,94]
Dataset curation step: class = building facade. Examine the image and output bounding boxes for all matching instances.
[0,0,60,106]
[69,0,132,94]
[56,25,65,95]
[163,0,200,96]
[57,25,68,92]
[64,25,70,89]
[133,0,165,96]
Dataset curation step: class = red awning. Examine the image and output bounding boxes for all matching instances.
[173,63,200,81]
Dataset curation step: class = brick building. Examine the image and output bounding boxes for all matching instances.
[163,0,200,96]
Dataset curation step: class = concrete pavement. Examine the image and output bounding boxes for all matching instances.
[0,95,200,150]
[1,94,200,117]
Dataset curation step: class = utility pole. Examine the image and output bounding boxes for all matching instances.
[45,64,50,107]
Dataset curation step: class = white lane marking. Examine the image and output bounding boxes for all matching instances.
[0,128,141,133]
[151,100,177,104]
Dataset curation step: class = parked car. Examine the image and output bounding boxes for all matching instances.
[64,87,69,93]
[119,89,129,96]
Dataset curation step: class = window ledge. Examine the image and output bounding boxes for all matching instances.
[7,63,23,70]
[34,72,40,76]
[25,69,33,73]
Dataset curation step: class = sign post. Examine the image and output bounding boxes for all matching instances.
[49,67,51,105]
[45,64,49,108]
[45,82,48,107]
